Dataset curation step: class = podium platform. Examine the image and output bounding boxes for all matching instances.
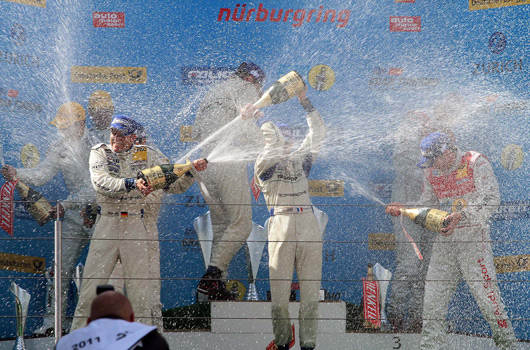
[2,332,530,350]
[210,301,346,334]
[1,301,529,349]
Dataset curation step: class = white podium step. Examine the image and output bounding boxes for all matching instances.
[210,301,346,334]
[3,333,530,350]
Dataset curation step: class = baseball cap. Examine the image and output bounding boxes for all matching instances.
[50,102,86,129]
[236,61,266,86]
[417,131,451,168]
[110,115,138,136]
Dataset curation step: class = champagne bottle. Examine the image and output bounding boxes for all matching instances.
[137,158,206,191]
[15,180,53,226]
[253,71,306,108]
[401,207,450,233]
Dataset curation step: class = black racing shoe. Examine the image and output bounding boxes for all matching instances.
[197,266,234,301]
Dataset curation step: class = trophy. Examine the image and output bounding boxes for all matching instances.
[313,206,329,238]
[373,263,392,331]
[193,212,214,302]
[193,211,214,269]
[245,222,267,301]
[74,262,84,298]
[9,282,31,350]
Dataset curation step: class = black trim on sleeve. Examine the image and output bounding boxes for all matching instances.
[300,98,316,113]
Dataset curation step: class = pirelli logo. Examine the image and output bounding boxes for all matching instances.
[368,233,395,251]
[308,180,344,197]
[4,0,45,8]
[71,66,147,84]
[469,0,530,10]
[0,253,45,274]
[494,254,530,274]
[180,125,193,142]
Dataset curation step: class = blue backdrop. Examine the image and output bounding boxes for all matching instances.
[1,0,530,341]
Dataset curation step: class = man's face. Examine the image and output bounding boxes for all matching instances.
[432,149,456,172]
[89,105,114,130]
[110,129,136,153]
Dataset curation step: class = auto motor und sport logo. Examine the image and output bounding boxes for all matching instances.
[93,12,125,28]
[181,66,236,85]
[489,32,507,54]
[389,16,421,32]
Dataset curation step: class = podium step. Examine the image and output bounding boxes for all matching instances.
[210,301,346,334]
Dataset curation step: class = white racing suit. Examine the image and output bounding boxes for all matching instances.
[16,130,94,331]
[254,106,325,349]
[192,76,263,273]
[419,149,516,350]
[71,143,195,330]
[106,189,164,331]
[387,116,436,332]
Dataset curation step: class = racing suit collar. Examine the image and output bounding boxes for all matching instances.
[442,147,463,174]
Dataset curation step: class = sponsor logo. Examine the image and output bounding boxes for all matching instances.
[362,277,381,327]
[489,32,507,54]
[491,201,530,221]
[0,93,42,114]
[390,16,421,32]
[470,0,530,11]
[368,233,395,250]
[478,257,508,328]
[451,198,468,212]
[180,66,235,85]
[0,182,16,236]
[0,88,19,98]
[473,59,523,75]
[494,254,530,273]
[4,0,45,8]
[324,290,342,301]
[180,125,193,142]
[0,50,40,68]
[93,12,125,28]
[308,64,335,91]
[0,252,45,274]
[369,67,438,90]
[181,227,201,251]
[308,180,344,197]
[501,144,523,171]
[10,24,26,46]
[71,66,147,84]
[21,143,40,168]
[217,4,351,28]
[477,95,530,116]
